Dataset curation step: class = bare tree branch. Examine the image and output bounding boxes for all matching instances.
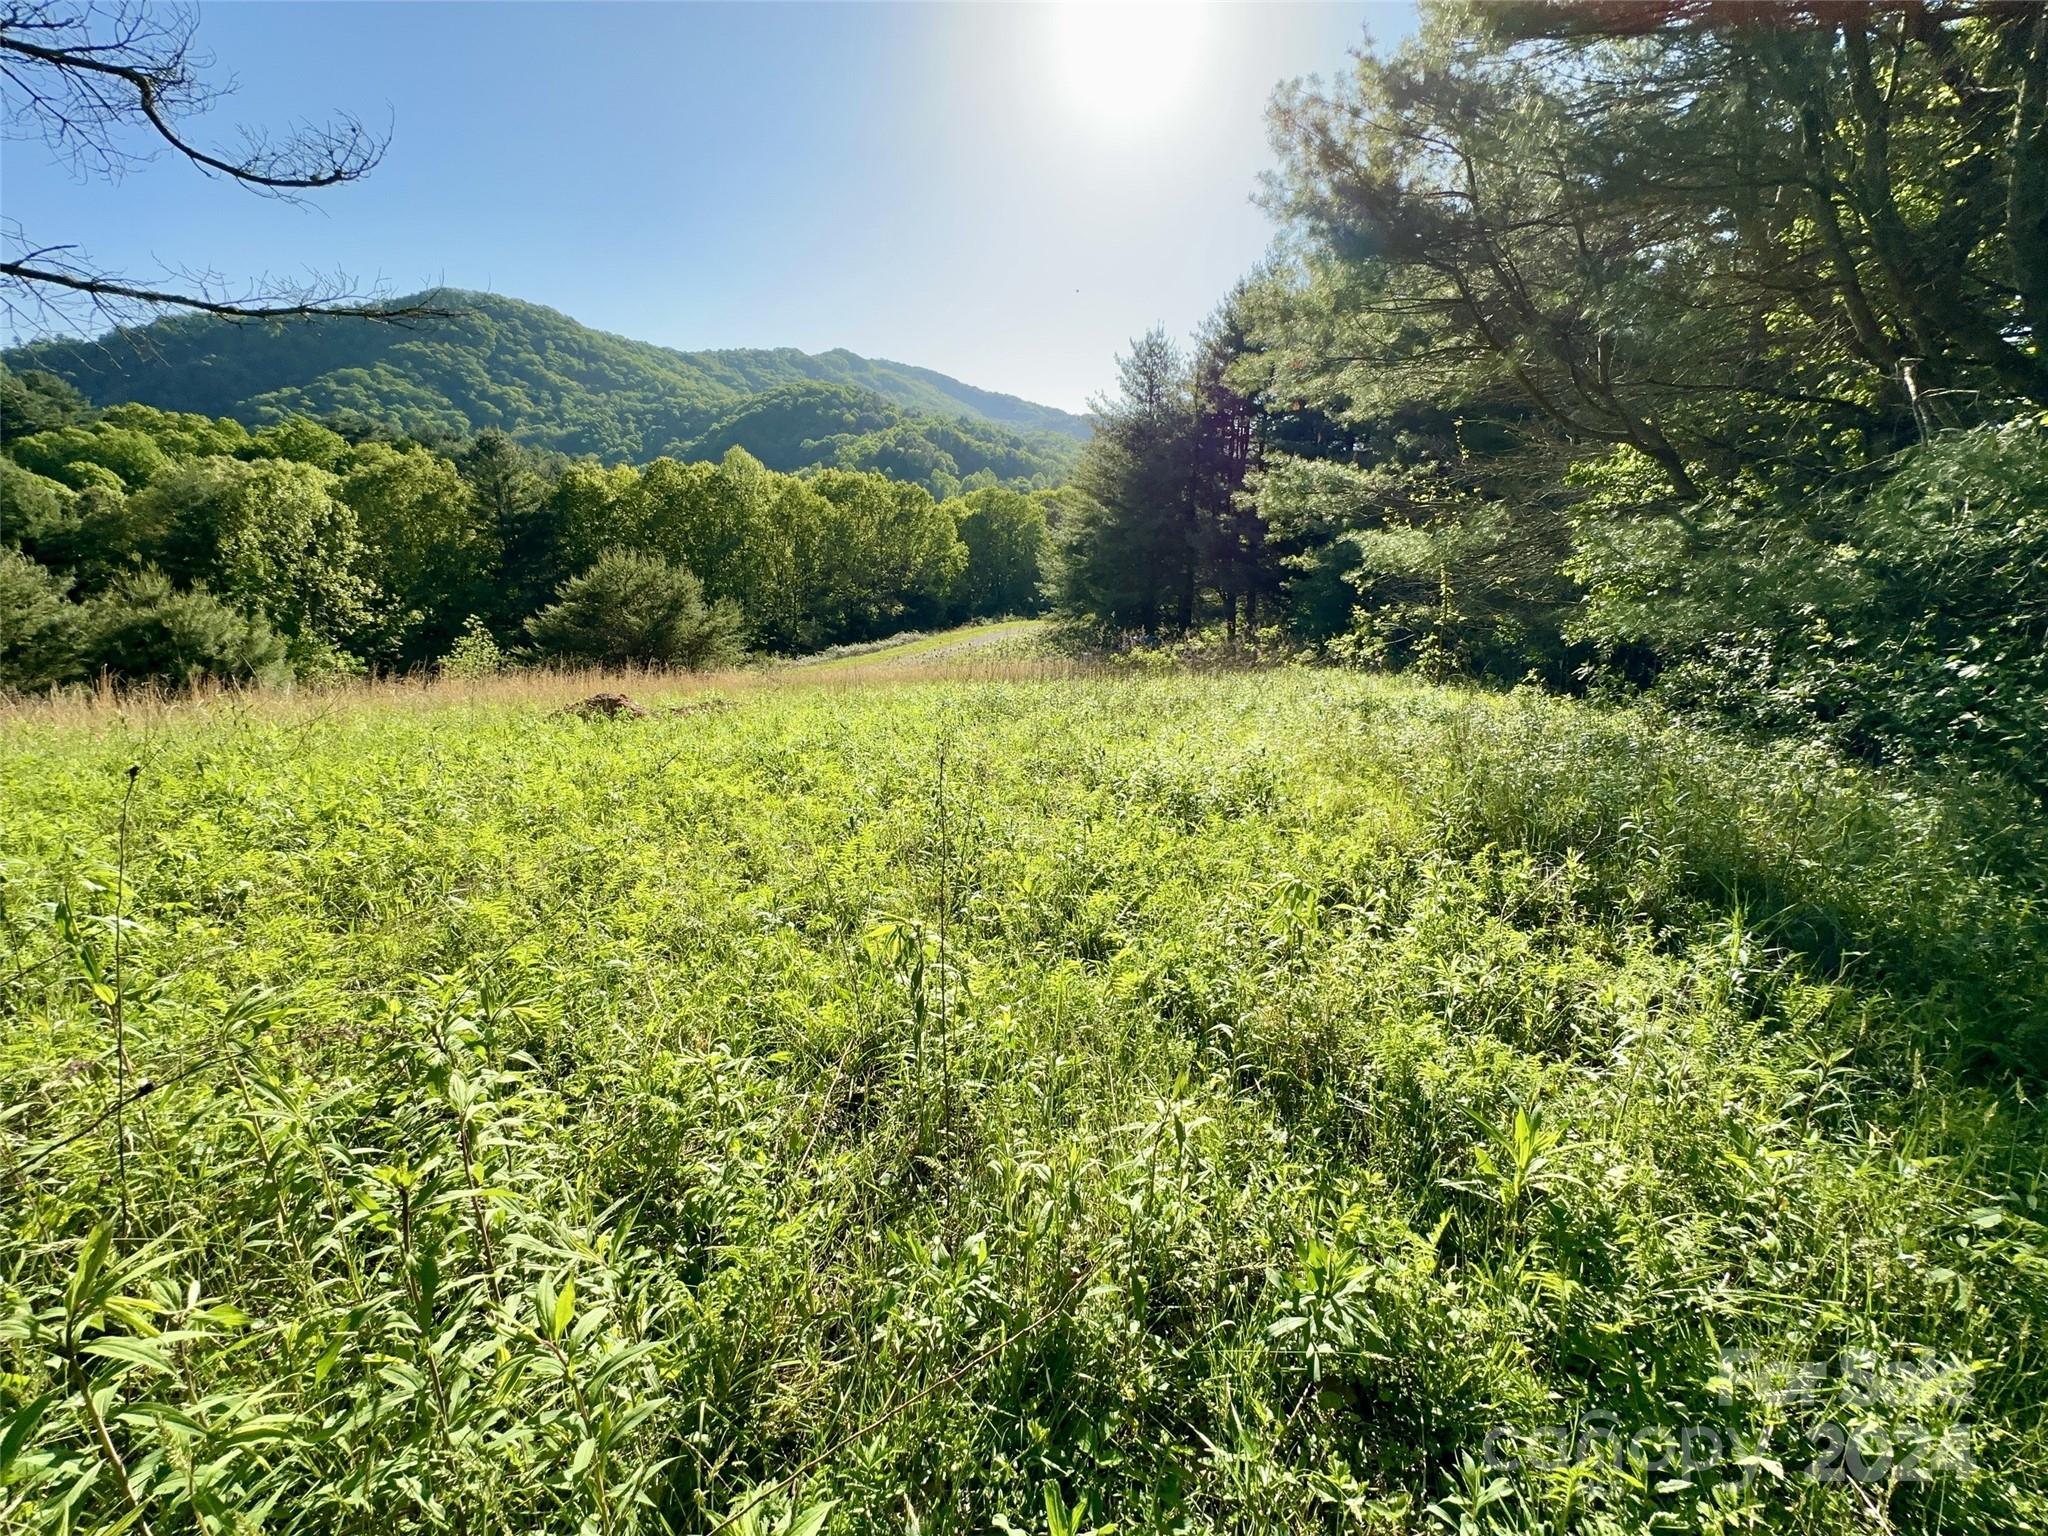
[0,1,436,327]
[0,258,454,323]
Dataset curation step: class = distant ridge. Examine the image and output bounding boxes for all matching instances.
[2,289,1089,490]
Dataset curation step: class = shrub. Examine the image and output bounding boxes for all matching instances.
[525,549,742,668]
[1569,424,2048,793]
[80,570,292,686]
[284,632,369,683]
[0,548,84,690]
[440,615,506,678]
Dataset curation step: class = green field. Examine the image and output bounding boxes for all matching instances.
[3,669,2045,1534]
[780,619,1047,674]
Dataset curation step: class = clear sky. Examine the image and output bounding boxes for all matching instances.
[2,2,1417,413]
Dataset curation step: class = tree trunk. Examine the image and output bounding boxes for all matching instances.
[2011,4,2048,360]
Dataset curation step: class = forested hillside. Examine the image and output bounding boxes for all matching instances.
[1,290,1085,495]
[0,376,1058,681]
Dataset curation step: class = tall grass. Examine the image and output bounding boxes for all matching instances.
[2,671,2042,1533]
[0,653,1086,731]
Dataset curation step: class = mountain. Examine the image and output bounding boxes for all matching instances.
[2,290,1088,491]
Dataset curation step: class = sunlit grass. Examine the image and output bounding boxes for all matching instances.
[3,670,2043,1533]
[783,619,1046,674]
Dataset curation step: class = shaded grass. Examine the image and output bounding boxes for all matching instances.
[1,671,2043,1534]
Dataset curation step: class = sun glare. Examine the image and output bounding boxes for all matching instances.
[1052,3,1214,133]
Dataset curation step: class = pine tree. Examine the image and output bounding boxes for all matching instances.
[1056,329,1197,632]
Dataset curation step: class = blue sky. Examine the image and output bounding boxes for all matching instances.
[3,3,1416,413]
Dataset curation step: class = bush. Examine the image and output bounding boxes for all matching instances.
[284,632,369,683]
[80,570,292,686]
[1844,421,2048,782]
[524,549,742,668]
[0,549,84,690]
[1569,424,2048,793]
[440,615,506,678]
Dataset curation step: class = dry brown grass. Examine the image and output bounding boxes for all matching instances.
[0,656,1100,735]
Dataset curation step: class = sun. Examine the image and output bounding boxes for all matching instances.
[1051,3,1215,133]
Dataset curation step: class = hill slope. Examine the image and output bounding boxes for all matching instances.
[2,290,1087,487]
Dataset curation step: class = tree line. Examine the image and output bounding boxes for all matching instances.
[1054,0,2048,795]
[1,376,1057,689]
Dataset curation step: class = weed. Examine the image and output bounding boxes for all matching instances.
[2,670,2043,1532]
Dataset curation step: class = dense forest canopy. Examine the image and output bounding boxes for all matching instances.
[2,290,1086,496]
[1048,0,2048,796]
[0,372,1059,684]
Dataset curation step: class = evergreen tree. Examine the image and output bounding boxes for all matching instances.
[459,430,562,628]
[1057,329,1197,632]
[1192,289,1265,640]
[525,551,741,669]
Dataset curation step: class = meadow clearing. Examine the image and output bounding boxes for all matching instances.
[2,657,2045,1534]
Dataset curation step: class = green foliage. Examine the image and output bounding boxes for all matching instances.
[438,616,505,679]
[1,671,2042,1531]
[76,569,291,685]
[670,382,1078,500]
[543,450,972,654]
[8,424,173,492]
[245,415,351,470]
[454,429,564,629]
[2,291,1085,481]
[635,450,804,644]
[2,459,158,594]
[1049,3,2048,795]
[1255,455,1581,684]
[1055,330,1198,631]
[55,460,128,496]
[0,456,78,552]
[0,365,89,441]
[1569,423,2048,791]
[826,410,1077,501]
[807,469,964,638]
[96,402,251,460]
[524,550,742,669]
[678,381,896,471]
[0,549,83,690]
[341,443,493,662]
[944,487,1046,619]
[136,457,376,648]
[1,388,1040,689]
